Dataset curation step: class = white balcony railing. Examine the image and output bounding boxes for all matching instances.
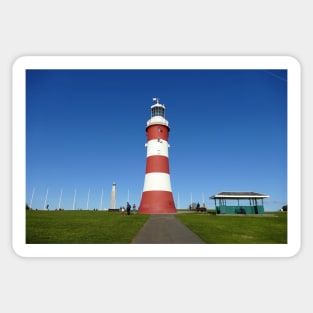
[146,116,169,127]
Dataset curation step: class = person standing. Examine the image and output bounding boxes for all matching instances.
[126,202,131,215]
[196,202,200,211]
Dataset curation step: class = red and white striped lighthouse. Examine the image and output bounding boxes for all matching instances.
[138,98,176,214]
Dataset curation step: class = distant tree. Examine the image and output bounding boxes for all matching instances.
[281,205,287,212]
[26,204,30,210]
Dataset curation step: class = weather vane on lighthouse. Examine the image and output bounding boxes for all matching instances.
[138,98,176,214]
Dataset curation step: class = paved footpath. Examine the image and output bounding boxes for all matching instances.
[132,214,205,244]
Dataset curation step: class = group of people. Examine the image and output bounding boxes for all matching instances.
[120,202,136,215]
[189,202,206,211]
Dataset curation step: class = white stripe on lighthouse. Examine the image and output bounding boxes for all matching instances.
[146,139,169,157]
[143,172,172,192]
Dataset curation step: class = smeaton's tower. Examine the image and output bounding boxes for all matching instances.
[138,98,176,214]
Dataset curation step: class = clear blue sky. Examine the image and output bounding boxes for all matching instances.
[26,69,287,211]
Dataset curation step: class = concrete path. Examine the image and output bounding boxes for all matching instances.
[132,214,205,244]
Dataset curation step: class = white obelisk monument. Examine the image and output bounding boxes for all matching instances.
[110,182,116,209]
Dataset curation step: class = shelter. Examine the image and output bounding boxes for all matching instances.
[210,192,269,214]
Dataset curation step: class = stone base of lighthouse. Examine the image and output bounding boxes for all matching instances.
[139,191,176,214]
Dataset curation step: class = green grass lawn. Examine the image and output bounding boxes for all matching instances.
[176,212,287,244]
[26,210,149,244]
[26,210,287,244]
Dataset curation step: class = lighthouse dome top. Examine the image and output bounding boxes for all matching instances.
[147,98,169,127]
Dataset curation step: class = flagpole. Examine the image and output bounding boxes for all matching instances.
[86,188,90,210]
[58,189,63,209]
[72,188,77,210]
[43,188,49,210]
[29,187,35,209]
[100,188,103,210]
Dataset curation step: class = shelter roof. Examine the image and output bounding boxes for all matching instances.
[210,192,269,199]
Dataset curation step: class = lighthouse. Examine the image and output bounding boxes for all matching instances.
[138,98,176,214]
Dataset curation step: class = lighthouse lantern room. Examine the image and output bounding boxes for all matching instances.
[138,98,176,214]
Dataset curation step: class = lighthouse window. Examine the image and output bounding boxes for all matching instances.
[151,106,165,117]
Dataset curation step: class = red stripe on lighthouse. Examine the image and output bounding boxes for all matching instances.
[146,155,170,173]
[139,191,176,214]
[146,125,169,141]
